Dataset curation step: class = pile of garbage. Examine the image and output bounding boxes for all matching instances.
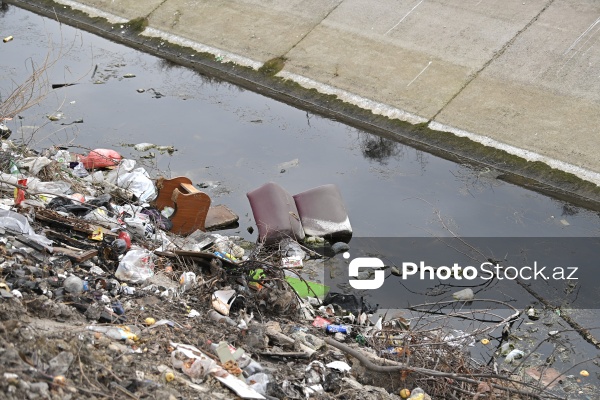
[0,142,574,399]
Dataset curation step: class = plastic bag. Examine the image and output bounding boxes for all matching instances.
[116,168,156,203]
[83,208,121,229]
[0,172,19,189]
[72,162,89,178]
[52,150,70,164]
[83,171,104,184]
[0,209,32,234]
[140,207,173,231]
[505,349,525,363]
[29,179,72,195]
[247,373,270,395]
[79,149,122,170]
[279,238,305,259]
[134,143,155,152]
[14,178,26,205]
[115,248,155,283]
[181,357,216,380]
[452,288,474,301]
[171,348,219,380]
[124,214,155,239]
[19,156,53,175]
[0,210,52,247]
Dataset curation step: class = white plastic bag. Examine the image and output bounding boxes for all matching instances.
[105,159,136,184]
[134,143,155,152]
[52,150,70,164]
[124,214,154,239]
[247,373,270,395]
[452,288,474,301]
[19,156,53,176]
[72,162,89,178]
[505,349,525,363]
[28,179,72,195]
[83,208,121,230]
[0,209,31,233]
[116,168,156,203]
[0,210,53,247]
[115,248,155,283]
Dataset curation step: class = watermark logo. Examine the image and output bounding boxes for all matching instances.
[348,255,385,290]
[347,253,577,290]
[336,237,592,309]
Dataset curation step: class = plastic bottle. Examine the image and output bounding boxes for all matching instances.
[9,160,19,175]
[214,237,245,259]
[214,251,236,261]
[326,324,350,334]
[208,309,237,327]
[87,325,138,341]
[9,161,26,205]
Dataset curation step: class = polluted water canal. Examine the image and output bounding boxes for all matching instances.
[1,4,600,399]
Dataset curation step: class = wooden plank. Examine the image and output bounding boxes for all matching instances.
[256,352,309,359]
[35,208,117,237]
[43,229,96,249]
[179,182,200,194]
[52,247,97,263]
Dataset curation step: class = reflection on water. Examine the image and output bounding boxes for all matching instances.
[0,2,9,17]
[359,134,402,164]
[359,132,430,173]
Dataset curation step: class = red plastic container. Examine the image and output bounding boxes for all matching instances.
[247,182,305,244]
[293,184,352,242]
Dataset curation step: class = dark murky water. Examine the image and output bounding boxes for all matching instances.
[2,6,600,395]
[2,7,599,241]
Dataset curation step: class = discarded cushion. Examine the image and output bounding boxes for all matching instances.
[292,184,352,241]
[247,182,304,244]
